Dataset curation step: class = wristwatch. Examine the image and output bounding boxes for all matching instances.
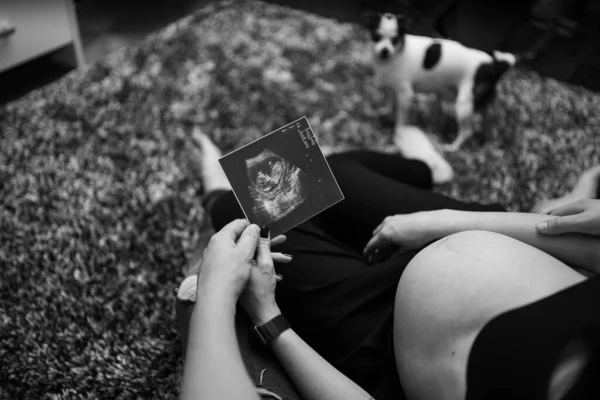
[252,314,290,346]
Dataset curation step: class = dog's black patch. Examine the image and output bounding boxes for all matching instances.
[363,11,383,35]
[390,34,406,53]
[423,42,442,70]
[485,49,497,59]
[472,60,511,110]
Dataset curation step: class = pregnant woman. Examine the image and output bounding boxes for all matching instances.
[181,131,600,400]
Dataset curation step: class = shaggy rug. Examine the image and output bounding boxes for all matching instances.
[1,0,599,398]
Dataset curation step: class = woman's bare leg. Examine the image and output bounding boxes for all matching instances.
[532,165,600,214]
[189,129,232,193]
[393,230,587,400]
[181,130,232,276]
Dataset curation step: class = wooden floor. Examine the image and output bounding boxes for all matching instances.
[1,0,600,105]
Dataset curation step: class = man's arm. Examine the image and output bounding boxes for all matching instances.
[180,289,260,400]
[433,210,600,273]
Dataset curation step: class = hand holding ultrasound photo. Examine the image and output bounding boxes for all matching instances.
[219,117,344,237]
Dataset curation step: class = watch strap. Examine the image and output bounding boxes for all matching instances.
[253,314,290,346]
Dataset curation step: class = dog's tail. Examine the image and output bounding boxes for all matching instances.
[492,50,539,66]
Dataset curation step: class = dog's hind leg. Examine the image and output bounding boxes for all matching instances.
[443,85,474,152]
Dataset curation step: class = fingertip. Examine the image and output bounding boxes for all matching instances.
[260,226,270,239]
[364,237,376,255]
[536,220,548,233]
[538,218,563,235]
[237,219,251,227]
[246,223,260,236]
[271,253,292,264]
[271,234,287,246]
[237,223,261,252]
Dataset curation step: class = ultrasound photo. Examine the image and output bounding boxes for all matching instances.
[219,117,344,237]
[245,148,310,226]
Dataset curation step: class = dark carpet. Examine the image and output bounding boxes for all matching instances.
[1,0,599,398]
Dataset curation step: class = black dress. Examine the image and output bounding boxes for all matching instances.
[467,275,600,400]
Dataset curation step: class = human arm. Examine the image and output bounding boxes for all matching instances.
[180,220,261,400]
[269,327,373,400]
[365,209,600,274]
[181,290,260,400]
[240,230,374,400]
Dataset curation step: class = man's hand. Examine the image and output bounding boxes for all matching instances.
[240,227,288,325]
[196,219,261,302]
[536,199,600,236]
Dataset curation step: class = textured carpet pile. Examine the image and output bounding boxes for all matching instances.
[1,0,599,398]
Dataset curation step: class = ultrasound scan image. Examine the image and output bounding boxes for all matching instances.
[220,117,344,236]
[245,148,309,225]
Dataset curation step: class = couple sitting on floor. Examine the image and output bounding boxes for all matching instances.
[179,131,600,400]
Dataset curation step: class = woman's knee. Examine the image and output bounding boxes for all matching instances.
[207,191,244,231]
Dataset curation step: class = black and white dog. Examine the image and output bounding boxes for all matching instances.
[368,13,523,151]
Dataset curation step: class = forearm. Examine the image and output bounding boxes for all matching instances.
[433,210,600,273]
[270,327,372,400]
[180,290,259,400]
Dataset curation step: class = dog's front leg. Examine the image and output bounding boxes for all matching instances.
[394,86,414,128]
[378,86,397,127]
[443,86,474,152]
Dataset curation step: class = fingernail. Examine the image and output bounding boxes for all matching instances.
[536,221,547,231]
[283,254,293,259]
[276,274,283,279]
[260,226,269,239]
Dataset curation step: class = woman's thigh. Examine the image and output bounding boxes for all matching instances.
[392,231,587,400]
[326,150,433,190]
[317,160,505,253]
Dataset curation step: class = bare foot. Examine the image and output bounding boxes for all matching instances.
[189,128,232,193]
[394,125,454,184]
[532,165,600,214]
